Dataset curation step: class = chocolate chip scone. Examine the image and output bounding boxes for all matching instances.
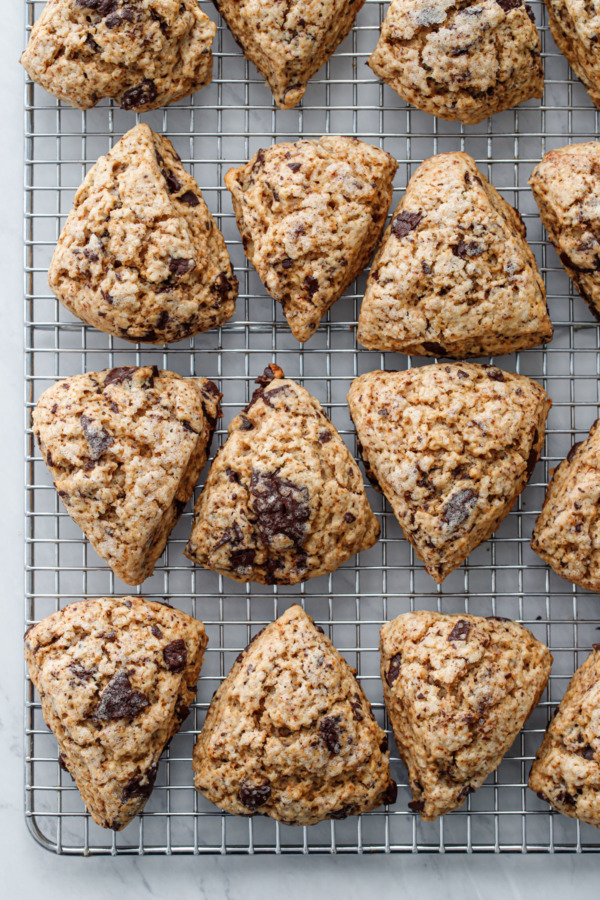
[358,152,552,358]
[193,605,395,825]
[530,143,600,322]
[368,0,544,125]
[214,0,365,110]
[21,0,215,111]
[184,364,379,584]
[347,364,551,583]
[543,0,600,109]
[225,137,397,342]
[530,646,600,827]
[531,418,600,591]
[33,366,221,585]
[381,611,552,820]
[49,124,237,344]
[25,596,207,830]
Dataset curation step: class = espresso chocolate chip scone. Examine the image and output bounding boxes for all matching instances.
[530,143,600,321]
[530,646,600,828]
[49,124,237,344]
[347,364,551,583]
[33,366,221,585]
[531,418,600,591]
[542,0,600,109]
[214,0,365,110]
[225,137,397,342]
[21,0,216,111]
[358,152,552,357]
[381,611,552,820]
[368,0,544,125]
[25,596,207,830]
[184,364,379,584]
[193,605,396,825]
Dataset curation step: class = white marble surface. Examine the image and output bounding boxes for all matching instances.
[1,3,599,894]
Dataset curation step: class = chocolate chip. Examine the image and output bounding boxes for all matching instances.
[94,671,149,721]
[251,471,309,548]
[226,468,241,483]
[151,625,163,639]
[104,366,138,387]
[239,782,271,811]
[304,275,318,297]
[391,211,422,239]
[80,414,114,460]
[287,161,301,173]
[567,441,583,463]
[441,488,477,529]
[386,653,402,687]
[448,620,472,642]
[319,716,342,754]
[495,0,522,10]
[179,190,200,207]
[408,799,425,813]
[169,258,195,277]
[486,367,505,382]
[382,780,398,805]
[453,240,484,258]
[423,341,447,356]
[162,169,181,194]
[231,548,256,569]
[120,79,158,110]
[121,764,158,804]
[318,430,332,443]
[526,430,540,478]
[344,512,356,523]
[422,261,432,275]
[163,639,187,673]
[281,257,293,269]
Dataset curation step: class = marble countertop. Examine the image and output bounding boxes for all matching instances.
[1,3,597,894]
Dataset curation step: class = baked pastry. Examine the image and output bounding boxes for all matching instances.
[368,0,544,125]
[213,0,365,110]
[381,611,552,820]
[530,645,600,828]
[25,596,207,830]
[529,142,600,322]
[193,604,396,825]
[225,137,397,342]
[33,366,221,585]
[21,0,216,110]
[49,124,237,344]
[531,418,600,591]
[357,152,552,358]
[347,363,551,583]
[184,364,379,584]
[543,0,600,109]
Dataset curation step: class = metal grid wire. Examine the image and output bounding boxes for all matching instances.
[23,0,600,855]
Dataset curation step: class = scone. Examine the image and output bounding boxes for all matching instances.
[529,143,600,321]
[193,604,396,825]
[213,0,365,110]
[184,364,379,584]
[530,646,600,827]
[381,611,552,820]
[225,137,397,342]
[543,0,600,109]
[357,152,552,358]
[368,0,544,125]
[33,366,221,585]
[49,124,237,344]
[21,0,216,110]
[347,364,551,583]
[25,596,207,830]
[531,418,600,591]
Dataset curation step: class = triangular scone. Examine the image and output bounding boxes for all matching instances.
[48,125,237,344]
[543,0,600,110]
[33,366,221,585]
[21,0,215,111]
[347,364,551,583]
[214,0,365,109]
[381,611,552,820]
[532,419,600,591]
[530,646,600,828]
[25,596,207,831]
[185,364,379,584]
[194,605,395,825]
[358,152,552,358]
[225,137,397,342]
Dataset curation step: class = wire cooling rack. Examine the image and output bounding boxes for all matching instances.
[23,0,600,855]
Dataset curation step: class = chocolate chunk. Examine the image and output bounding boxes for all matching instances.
[380,735,388,752]
[251,471,309,547]
[382,780,398,805]
[69,662,94,682]
[525,4,536,22]
[76,0,118,13]
[83,249,98,265]
[350,693,364,722]
[281,257,293,269]
[441,488,477,529]
[330,805,354,820]
[238,782,271,811]
[457,784,474,802]
[169,258,195,277]
[486,367,505,382]
[287,161,301,173]
[231,548,256,569]
[179,190,200,207]
[453,240,484,258]
[162,169,181,194]
[567,441,583,463]
[408,799,425,813]
[304,275,319,297]
[238,415,254,431]
[593,643,600,651]
[80,414,114,460]
[106,8,135,27]
[344,512,356,523]
[319,716,342,754]
[386,653,402,687]
[213,273,233,294]
[495,0,522,10]
[487,615,511,622]
[255,365,280,387]
[580,744,595,760]
[318,430,332,443]
[423,341,447,356]
[58,753,71,775]
[151,625,163,639]
[94,671,149,721]
[556,790,576,807]
[262,386,290,407]
[120,764,158,804]
[391,211,422,239]
[120,79,158,110]
[104,366,138,387]
[526,430,540,478]
[163,639,187,673]
[226,468,241,483]
[422,261,432,275]
[448,620,472,642]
